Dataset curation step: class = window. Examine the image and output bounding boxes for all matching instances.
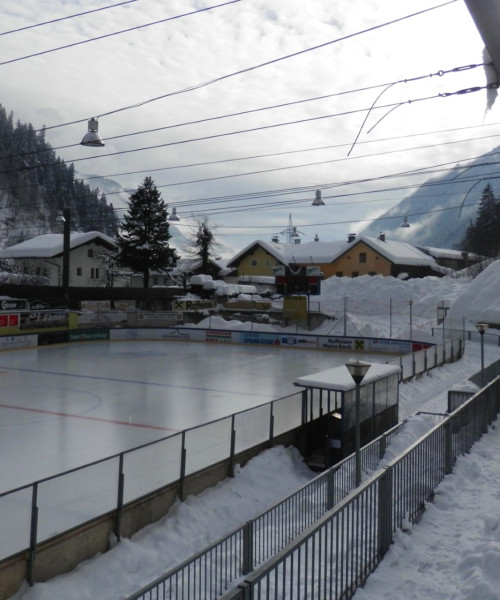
[90,268,99,279]
[359,252,367,263]
[251,259,258,266]
[153,277,159,285]
[369,271,376,276]
[352,271,359,277]
[76,267,82,276]
[336,271,343,277]
[87,248,94,258]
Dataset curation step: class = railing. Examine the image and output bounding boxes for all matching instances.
[0,333,463,592]
[387,336,462,381]
[0,392,303,568]
[225,376,500,600]
[125,422,406,600]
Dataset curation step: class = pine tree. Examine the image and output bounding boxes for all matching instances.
[116,177,177,287]
[461,183,500,257]
[185,215,220,275]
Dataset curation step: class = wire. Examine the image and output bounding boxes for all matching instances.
[0,0,243,68]
[3,83,492,176]
[0,1,142,36]
[13,0,458,131]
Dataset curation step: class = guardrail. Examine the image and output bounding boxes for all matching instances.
[0,333,464,597]
[224,375,500,600]
[125,422,405,600]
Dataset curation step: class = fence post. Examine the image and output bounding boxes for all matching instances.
[114,453,125,541]
[242,521,254,575]
[444,421,453,475]
[229,415,236,478]
[377,468,393,558]
[179,432,187,501]
[26,483,39,586]
[379,433,387,461]
[327,467,335,510]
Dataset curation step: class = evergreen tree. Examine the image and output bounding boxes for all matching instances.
[461,183,500,257]
[116,177,177,287]
[185,215,220,275]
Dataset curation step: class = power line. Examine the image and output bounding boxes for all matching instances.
[0,1,142,36]
[16,0,459,132]
[0,0,243,68]
[3,84,492,176]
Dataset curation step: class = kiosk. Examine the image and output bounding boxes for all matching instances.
[294,362,401,469]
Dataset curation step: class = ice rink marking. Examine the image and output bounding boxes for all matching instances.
[0,402,179,432]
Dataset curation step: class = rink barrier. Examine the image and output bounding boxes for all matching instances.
[0,332,463,598]
[219,375,500,600]
[126,364,500,600]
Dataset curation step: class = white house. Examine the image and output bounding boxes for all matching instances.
[0,232,118,287]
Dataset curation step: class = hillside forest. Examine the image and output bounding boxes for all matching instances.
[0,104,118,248]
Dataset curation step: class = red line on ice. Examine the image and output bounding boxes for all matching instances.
[0,403,178,432]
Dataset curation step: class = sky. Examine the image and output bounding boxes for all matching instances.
[8,261,500,600]
[2,1,500,252]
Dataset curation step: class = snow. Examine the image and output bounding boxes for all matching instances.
[0,232,116,258]
[9,263,500,600]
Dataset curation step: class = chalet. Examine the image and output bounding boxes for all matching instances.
[0,232,118,287]
[227,234,443,280]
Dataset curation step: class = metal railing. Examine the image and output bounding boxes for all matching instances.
[0,334,463,591]
[225,376,500,600]
[125,422,406,600]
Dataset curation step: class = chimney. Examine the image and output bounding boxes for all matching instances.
[378,232,386,242]
[347,233,356,243]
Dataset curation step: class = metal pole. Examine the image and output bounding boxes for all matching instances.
[409,298,413,339]
[62,207,70,301]
[389,298,392,339]
[480,331,485,388]
[355,381,361,486]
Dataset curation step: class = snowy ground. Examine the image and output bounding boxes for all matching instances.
[9,264,500,600]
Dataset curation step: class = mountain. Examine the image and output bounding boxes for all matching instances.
[360,146,500,249]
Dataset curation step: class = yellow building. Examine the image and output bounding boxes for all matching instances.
[227,234,442,280]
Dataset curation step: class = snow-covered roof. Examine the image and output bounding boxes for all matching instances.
[361,237,437,266]
[0,232,117,258]
[226,240,288,267]
[294,362,401,391]
[229,237,438,268]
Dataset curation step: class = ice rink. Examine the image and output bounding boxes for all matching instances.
[0,339,386,492]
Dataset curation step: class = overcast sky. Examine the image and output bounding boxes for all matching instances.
[1,0,500,253]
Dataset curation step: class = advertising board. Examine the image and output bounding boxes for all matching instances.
[0,334,37,350]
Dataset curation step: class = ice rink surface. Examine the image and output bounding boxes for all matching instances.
[0,339,385,492]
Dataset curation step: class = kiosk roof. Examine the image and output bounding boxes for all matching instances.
[294,362,401,392]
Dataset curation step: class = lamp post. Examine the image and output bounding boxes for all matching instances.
[346,359,371,487]
[476,322,488,387]
[56,208,71,302]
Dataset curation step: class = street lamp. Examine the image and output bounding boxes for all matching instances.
[56,207,71,300]
[345,359,371,487]
[476,322,488,387]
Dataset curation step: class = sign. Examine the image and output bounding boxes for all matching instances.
[20,311,69,330]
[69,330,110,342]
[173,299,217,311]
[0,314,19,328]
[274,265,322,296]
[81,300,111,311]
[0,299,27,311]
[206,329,233,343]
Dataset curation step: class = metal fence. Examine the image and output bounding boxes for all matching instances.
[387,336,462,381]
[125,422,405,600]
[225,376,500,600]
[0,392,303,568]
[0,335,463,591]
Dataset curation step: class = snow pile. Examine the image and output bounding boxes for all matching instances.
[445,260,500,327]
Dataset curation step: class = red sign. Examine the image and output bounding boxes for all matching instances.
[0,314,19,327]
